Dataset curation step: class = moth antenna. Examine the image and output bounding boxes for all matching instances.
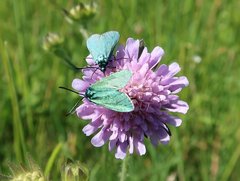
[108,55,130,62]
[66,98,83,116]
[59,86,83,95]
[75,66,98,71]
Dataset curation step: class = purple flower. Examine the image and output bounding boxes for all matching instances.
[72,38,189,159]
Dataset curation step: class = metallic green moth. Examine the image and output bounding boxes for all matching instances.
[85,70,134,112]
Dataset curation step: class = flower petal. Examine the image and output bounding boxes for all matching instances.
[148,46,164,69]
[158,126,171,144]
[82,115,103,136]
[138,63,149,77]
[125,38,140,59]
[115,142,128,159]
[135,141,146,155]
[109,139,117,151]
[156,64,168,76]
[164,115,182,127]
[168,76,189,93]
[72,79,89,92]
[76,104,95,119]
[91,129,111,147]
[86,55,95,65]
[109,130,118,140]
[138,49,150,65]
[166,100,189,114]
[160,134,170,144]
[166,62,181,78]
[129,136,134,154]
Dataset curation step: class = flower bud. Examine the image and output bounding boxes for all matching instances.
[42,32,64,51]
[62,160,89,181]
[64,3,97,24]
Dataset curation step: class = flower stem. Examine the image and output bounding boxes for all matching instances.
[120,155,129,181]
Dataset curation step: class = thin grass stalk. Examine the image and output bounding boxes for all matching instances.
[12,0,33,133]
[220,143,240,181]
[175,130,185,181]
[1,41,26,162]
[44,142,63,177]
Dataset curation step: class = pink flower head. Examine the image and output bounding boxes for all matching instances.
[72,38,189,159]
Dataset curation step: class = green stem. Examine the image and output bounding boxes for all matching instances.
[175,130,185,181]
[2,41,26,162]
[44,143,63,177]
[12,0,34,133]
[119,155,128,181]
[220,143,240,181]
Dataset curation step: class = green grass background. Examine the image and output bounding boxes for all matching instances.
[0,0,240,180]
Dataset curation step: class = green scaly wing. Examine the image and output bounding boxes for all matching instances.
[91,70,132,90]
[89,88,134,112]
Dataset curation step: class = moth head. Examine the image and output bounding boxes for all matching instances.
[85,87,95,99]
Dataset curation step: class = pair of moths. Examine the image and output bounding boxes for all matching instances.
[82,31,135,112]
[64,31,140,113]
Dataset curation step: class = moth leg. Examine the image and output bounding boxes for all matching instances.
[90,67,100,79]
[75,65,98,71]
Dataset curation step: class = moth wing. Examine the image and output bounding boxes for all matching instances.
[87,31,120,62]
[89,88,134,112]
[87,34,106,62]
[102,31,120,58]
[91,70,132,90]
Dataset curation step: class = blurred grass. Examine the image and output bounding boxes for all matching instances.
[0,0,240,180]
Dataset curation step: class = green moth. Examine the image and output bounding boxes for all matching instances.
[86,31,120,72]
[85,70,134,112]
[60,70,134,114]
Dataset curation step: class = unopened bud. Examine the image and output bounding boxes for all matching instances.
[62,161,89,181]
[43,32,64,51]
[65,3,97,24]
